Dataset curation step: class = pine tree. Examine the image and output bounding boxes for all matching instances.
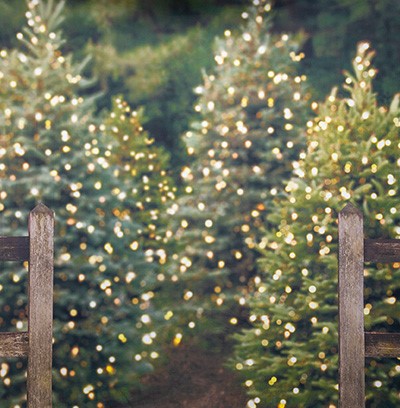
[103,96,177,286]
[163,0,309,344]
[0,1,171,406]
[233,43,400,408]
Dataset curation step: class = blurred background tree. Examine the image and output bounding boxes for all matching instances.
[159,0,310,350]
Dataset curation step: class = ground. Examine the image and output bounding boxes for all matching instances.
[122,344,248,408]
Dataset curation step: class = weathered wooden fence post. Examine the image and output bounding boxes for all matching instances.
[0,203,54,407]
[27,203,54,408]
[338,203,365,407]
[338,203,400,407]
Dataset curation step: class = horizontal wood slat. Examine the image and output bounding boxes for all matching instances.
[364,239,400,263]
[0,236,29,261]
[365,332,400,357]
[0,332,29,357]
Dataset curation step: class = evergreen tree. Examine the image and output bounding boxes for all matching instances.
[233,43,400,408]
[0,1,172,406]
[164,0,309,344]
[103,96,177,282]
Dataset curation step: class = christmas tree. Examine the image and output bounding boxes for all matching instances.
[0,1,172,406]
[163,0,309,344]
[103,96,177,290]
[233,43,400,407]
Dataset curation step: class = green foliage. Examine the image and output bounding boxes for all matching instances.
[0,0,25,47]
[0,2,173,406]
[89,27,217,172]
[274,0,400,103]
[162,0,310,346]
[127,29,211,171]
[232,43,400,408]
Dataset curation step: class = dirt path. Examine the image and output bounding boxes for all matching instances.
[123,345,248,408]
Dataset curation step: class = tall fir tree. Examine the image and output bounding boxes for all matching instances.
[0,1,173,406]
[163,0,310,344]
[103,96,177,290]
[233,43,400,408]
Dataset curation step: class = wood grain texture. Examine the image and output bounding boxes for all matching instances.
[0,236,29,261]
[0,332,28,357]
[27,204,54,408]
[365,332,400,358]
[338,203,365,408]
[364,239,400,263]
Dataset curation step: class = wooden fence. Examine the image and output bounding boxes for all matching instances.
[338,203,400,407]
[1,201,399,407]
[0,203,54,408]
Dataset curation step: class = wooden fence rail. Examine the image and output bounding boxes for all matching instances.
[338,203,400,408]
[0,203,54,408]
